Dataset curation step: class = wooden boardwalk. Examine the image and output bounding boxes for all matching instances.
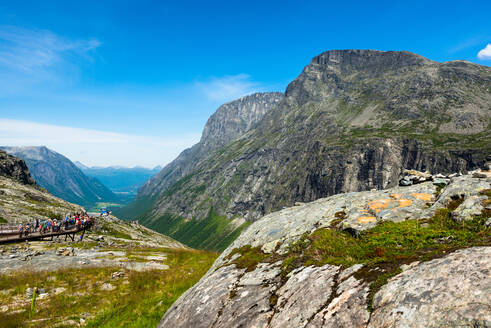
[0,223,92,245]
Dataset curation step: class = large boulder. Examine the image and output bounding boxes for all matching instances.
[158,173,491,327]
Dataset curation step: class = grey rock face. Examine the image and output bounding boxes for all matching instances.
[158,265,247,328]
[269,265,339,328]
[369,247,491,328]
[0,150,36,186]
[201,92,284,150]
[306,275,370,328]
[161,248,490,328]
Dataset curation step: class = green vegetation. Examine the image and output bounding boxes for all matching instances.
[0,216,7,224]
[146,208,250,251]
[87,202,127,213]
[0,247,218,328]
[101,223,133,240]
[226,198,490,311]
[113,194,156,221]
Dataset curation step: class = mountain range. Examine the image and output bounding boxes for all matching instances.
[119,49,491,251]
[0,146,119,208]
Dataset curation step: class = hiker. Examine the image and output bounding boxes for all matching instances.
[25,223,30,237]
[19,224,23,238]
[35,218,39,231]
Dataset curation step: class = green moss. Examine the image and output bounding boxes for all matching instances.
[227,201,490,311]
[0,217,7,224]
[225,245,269,272]
[366,268,402,311]
[101,223,133,240]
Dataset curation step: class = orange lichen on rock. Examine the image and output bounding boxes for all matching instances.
[357,216,377,224]
[389,193,402,199]
[398,199,412,207]
[368,199,391,213]
[411,193,433,202]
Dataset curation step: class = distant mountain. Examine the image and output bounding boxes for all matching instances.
[76,164,161,196]
[0,146,119,207]
[74,161,89,170]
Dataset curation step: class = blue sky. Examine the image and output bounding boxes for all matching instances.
[0,0,490,167]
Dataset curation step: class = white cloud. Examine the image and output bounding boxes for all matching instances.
[477,44,491,60]
[195,74,266,103]
[0,119,200,168]
[0,25,101,95]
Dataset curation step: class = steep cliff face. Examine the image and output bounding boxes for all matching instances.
[1,146,118,207]
[124,50,491,250]
[134,92,284,201]
[200,92,284,150]
[158,172,491,327]
[0,150,36,186]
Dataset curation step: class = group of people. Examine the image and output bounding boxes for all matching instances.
[17,213,93,238]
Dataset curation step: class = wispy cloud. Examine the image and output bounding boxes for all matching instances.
[0,119,200,168]
[0,25,101,95]
[448,36,486,54]
[477,44,491,60]
[195,74,266,103]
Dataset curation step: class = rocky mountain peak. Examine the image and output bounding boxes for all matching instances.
[200,92,284,150]
[310,49,431,72]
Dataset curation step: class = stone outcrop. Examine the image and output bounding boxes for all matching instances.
[0,150,36,186]
[158,173,491,327]
[0,174,83,223]
[122,49,490,251]
[369,247,490,328]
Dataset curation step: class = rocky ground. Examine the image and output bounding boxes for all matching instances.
[158,170,491,328]
[0,214,217,328]
[0,215,183,274]
[0,175,83,224]
[0,149,218,327]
